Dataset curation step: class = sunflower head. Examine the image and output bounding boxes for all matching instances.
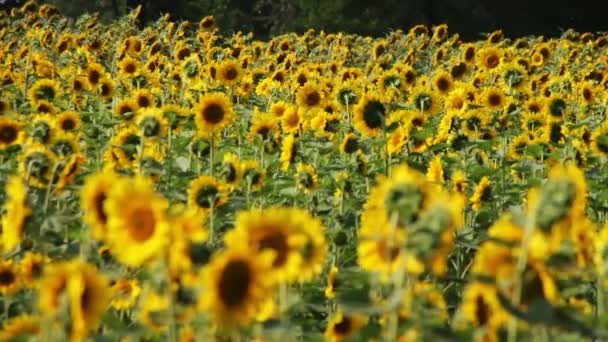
[188,175,229,214]
[353,94,386,137]
[194,92,235,133]
[0,117,23,148]
[104,176,170,267]
[0,260,21,295]
[199,247,276,326]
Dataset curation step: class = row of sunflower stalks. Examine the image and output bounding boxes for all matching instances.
[3,0,608,341]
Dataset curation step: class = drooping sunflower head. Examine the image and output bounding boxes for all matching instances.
[529,164,586,234]
[19,144,57,187]
[136,107,168,138]
[241,160,266,191]
[194,92,235,133]
[49,131,79,159]
[220,152,242,187]
[410,86,442,116]
[469,176,492,212]
[199,247,276,326]
[296,162,319,194]
[28,78,61,106]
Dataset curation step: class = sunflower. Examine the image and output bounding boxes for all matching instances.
[54,153,86,194]
[55,111,81,133]
[426,155,444,185]
[460,108,491,138]
[482,87,506,110]
[225,207,326,282]
[270,101,289,119]
[220,152,242,190]
[1,176,30,252]
[405,191,465,276]
[199,247,276,326]
[544,94,569,120]
[476,46,503,71]
[508,133,531,160]
[280,134,297,171]
[281,105,303,134]
[110,278,141,310]
[28,78,61,106]
[324,266,340,300]
[324,310,368,342]
[242,160,266,191]
[432,70,454,95]
[194,92,235,134]
[86,63,105,88]
[217,59,242,87]
[591,123,608,159]
[445,87,470,112]
[0,117,23,149]
[50,131,79,158]
[498,63,527,90]
[139,290,170,332]
[118,56,141,79]
[104,176,170,267]
[528,164,586,254]
[470,176,492,211]
[20,251,49,288]
[296,83,323,110]
[81,171,124,240]
[187,175,229,215]
[109,126,141,168]
[0,260,20,295]
[136,107,168,138]
[459,281,508,334]
[114,98,139,122]
[199,15,217,31]
[67,261,111,339]
[296,163,318,194]
[353,94,386,137]
[132,89,156,109]
[0,315,40,341]
[409,86,442,116]
[99,77,114,99]
[249,109,279,141]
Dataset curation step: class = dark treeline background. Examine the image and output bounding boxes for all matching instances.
[3,0,608,40]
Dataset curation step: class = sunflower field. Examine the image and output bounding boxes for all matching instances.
[3,1,608,341]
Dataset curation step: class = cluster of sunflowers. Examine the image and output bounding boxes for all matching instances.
[3,1,608,341]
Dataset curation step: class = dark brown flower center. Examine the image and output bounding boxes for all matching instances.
[218,260,251,308]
